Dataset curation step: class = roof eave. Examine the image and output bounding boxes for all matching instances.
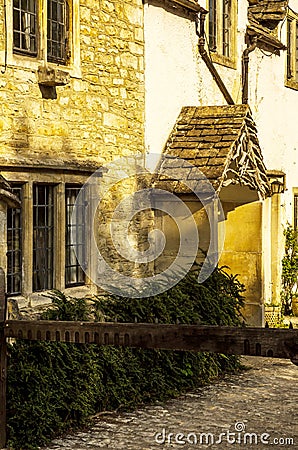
[0,189,21,208]
[147,0,201,13]
[247,24,286,52]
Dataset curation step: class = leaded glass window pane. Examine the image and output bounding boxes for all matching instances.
[7,186,22,296]
[47,0,69,63]
[65,186,86,287]
[13,0,37,55]
[222,0,231,57]
[209,0,217,51]
[33,185,54,292]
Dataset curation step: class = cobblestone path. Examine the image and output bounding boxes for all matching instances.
[43,357,298,449]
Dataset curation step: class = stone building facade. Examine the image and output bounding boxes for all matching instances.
[0,0,145,307]
[1,0,297,326]
[145,0,295,325]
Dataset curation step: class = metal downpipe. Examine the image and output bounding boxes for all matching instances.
[196,10,235,105]
[242,36,258,104]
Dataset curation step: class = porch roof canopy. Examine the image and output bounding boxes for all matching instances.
[155,104,270,200]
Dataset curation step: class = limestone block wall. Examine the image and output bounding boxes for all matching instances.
[0,0,146,301]
[0,0,145,169]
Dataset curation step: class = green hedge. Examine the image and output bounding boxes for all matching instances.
[7,265,245,449]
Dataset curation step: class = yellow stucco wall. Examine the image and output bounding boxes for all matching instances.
[155,196,267,326]
[219,201,264,326]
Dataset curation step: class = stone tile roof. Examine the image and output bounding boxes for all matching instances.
[155,105,270,198]
[248,0,288,29]
[247,0,287,52]
[0,174,12,192]
[247,19,286,51]
[0,174,21,207]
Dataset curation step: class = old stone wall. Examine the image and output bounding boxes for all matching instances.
[0,0,146,302]
[0,0,145,169]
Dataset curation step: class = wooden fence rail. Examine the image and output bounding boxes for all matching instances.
[3,319,298,361]
[0,273,298,446]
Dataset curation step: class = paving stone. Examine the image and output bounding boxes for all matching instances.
[42,357,298,449]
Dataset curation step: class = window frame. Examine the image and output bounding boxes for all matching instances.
[207,0,237,69]
[293,190,298,230]
[32,183,55,292]
[13,0,38,56]
[65,184,86,288]
[5,175,90,299]
[6,185,23,297]
[285,9,298,90]
[3,0,81,78]
[13,0,70,64]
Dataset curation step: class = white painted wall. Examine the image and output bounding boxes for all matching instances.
[248,0,298,221]
[144,0,246,167]
[144,2,200,167]
[144,0,298,316]
[144,0,298,222]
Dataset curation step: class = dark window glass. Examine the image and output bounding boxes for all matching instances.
[13,0,37,55]
[295,22,298,81]
[47,0,69,63]
[65,186,85,287]
[287,19,293,79]
[209,0,217,51]
[222,0,231,57]
[33,185,54,292]
[294,195,298,230]
[7,186,22,296]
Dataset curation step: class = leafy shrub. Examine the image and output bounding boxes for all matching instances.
[7,265,245,449]
[7,341,102,449]
[90,267,244,326]
[281,225,298,315]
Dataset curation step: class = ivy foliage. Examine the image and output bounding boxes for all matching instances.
[281,225,298,315]
[7,265,245,449]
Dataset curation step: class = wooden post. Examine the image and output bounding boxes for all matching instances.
[0,267,7,448]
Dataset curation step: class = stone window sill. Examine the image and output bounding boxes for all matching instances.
[2,52,82,80]
[8,285,93,306]
[210,52,237,70]
[285,79,298,91]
